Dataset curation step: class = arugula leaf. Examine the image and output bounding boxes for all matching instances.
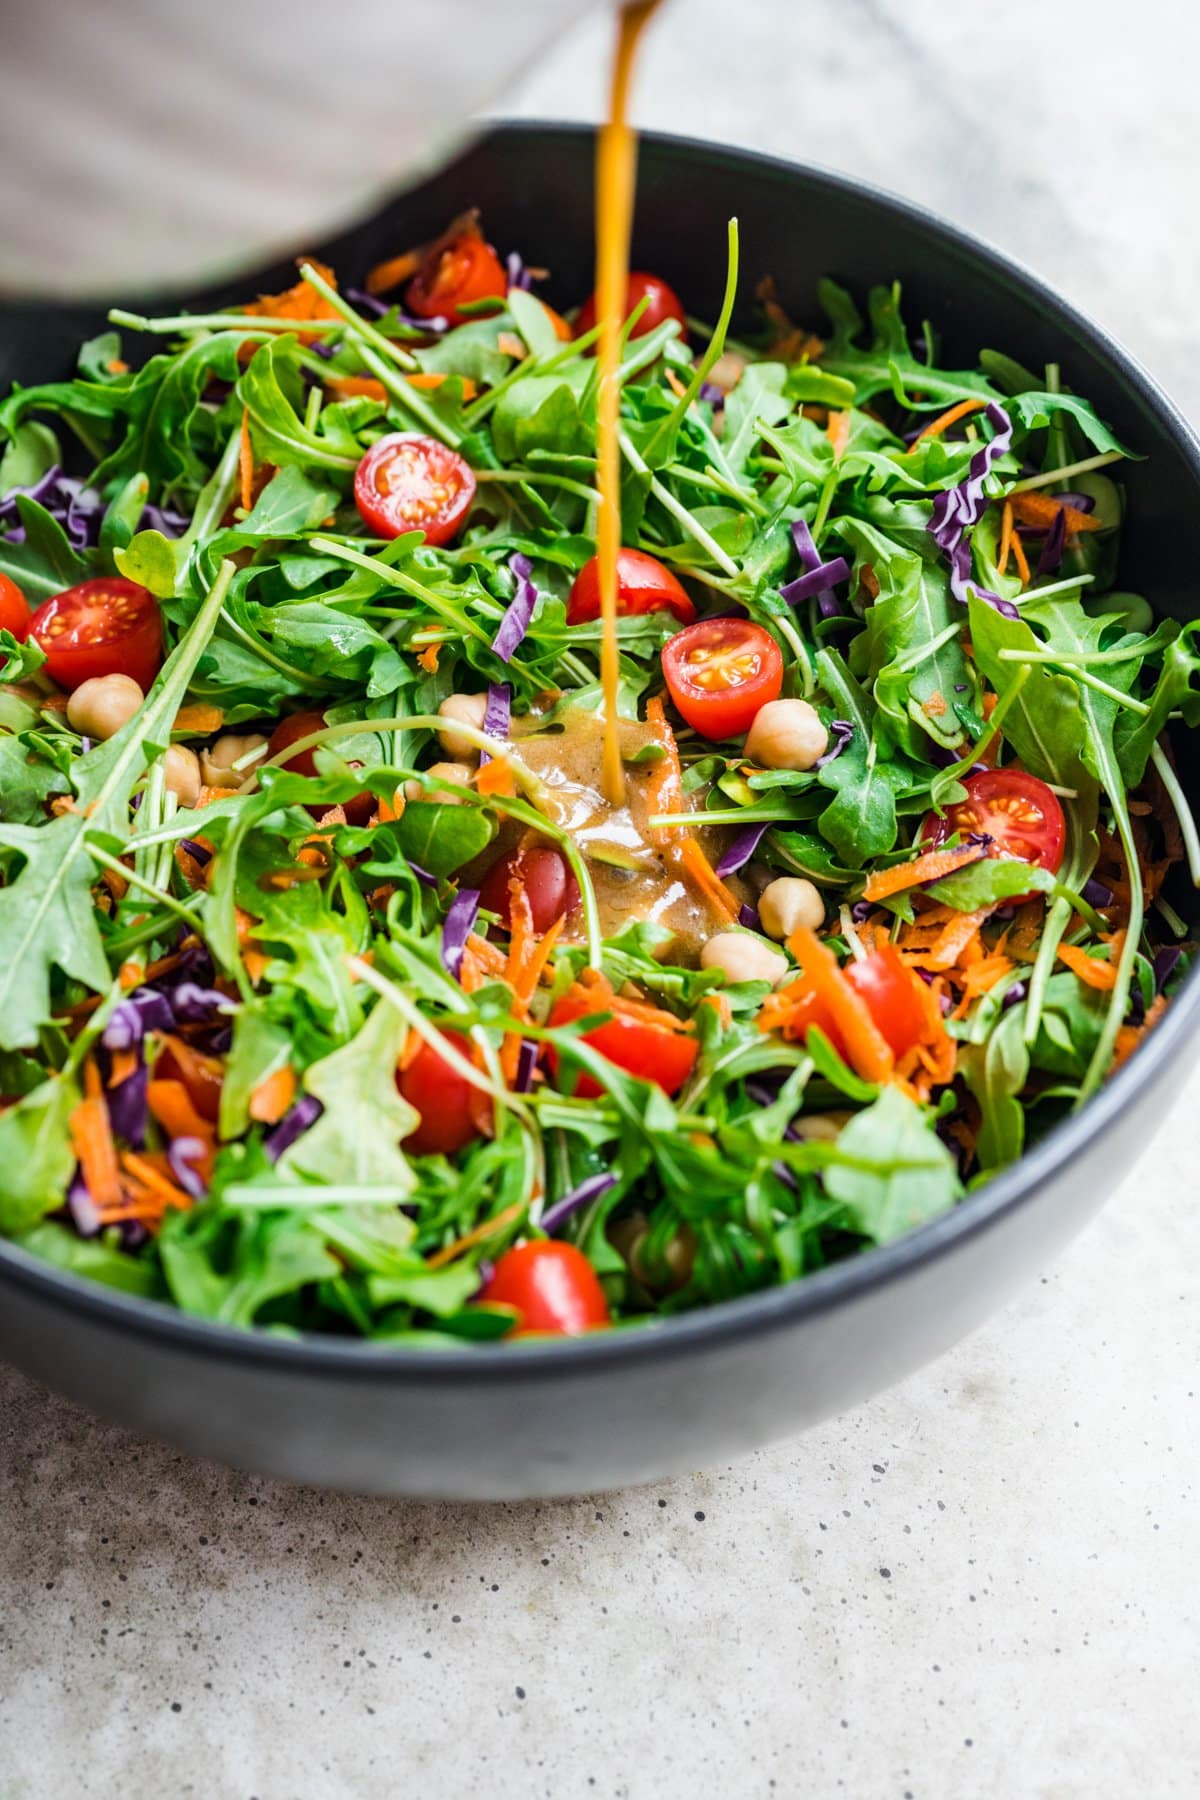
[0,1073,80,1232]
[13,1221,160,1297]
[814,648,910,866]
[823,1087,961,1242]
[392,802,495,879]
[279,998,418,1193]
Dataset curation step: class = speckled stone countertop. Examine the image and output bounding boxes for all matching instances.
[2,3,1198,1795]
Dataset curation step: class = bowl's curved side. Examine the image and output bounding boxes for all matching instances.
[2,125,1198,1495]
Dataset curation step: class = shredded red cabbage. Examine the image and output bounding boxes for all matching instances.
[1036,506,1067,576]
[737,901,761,931]
[715,821,769,876]
[1082,876,1115,908]
[514,1038,539,1094]
[814,719,855,768]
[264,1094,323,1161]
[492,553,538,662]
[167,1137,209,1199]
[67,1174,102,1238]
[1153,945,1183,992]
[107,1063,149,1147]
[505,251,534,292]
[927,403,1018,617]
[540,1171,618,1236]
[440,887,480,978]
[479,681,510,766]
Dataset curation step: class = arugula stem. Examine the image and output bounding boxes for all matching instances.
[992,656,1150,716]
[86,842,213,938]
[297,264,419,373]
[354,342,459,445]
[308,537,495,647]
[641,218,739,465]
[618,431,739,577]
[110,308,340,339]
[1150,741,1200,885]
[1007,451,1123,494]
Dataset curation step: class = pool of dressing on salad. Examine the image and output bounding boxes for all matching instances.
[515,707,717,956]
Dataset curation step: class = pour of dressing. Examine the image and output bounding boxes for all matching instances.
[594,0,664,808]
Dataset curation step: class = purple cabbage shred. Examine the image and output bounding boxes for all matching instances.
[492,553,538,662]
[737,902,761,931]
[264,1095,323,1161]
[514,1039,539,1094]
[540,1172,619,1236]
[1081,876,1115,909]
[925,402,1018,617]
[505,251,534,293]
[715,822,769,877]
[440,887,480,979]
[1153,946,1183,992]
[814,719,855,768]
[167,1137,210,1199]
[479,681,511,766]
[1036,506,1067,576]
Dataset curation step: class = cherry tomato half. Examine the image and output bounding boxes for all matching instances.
[923,769,1066,892]
[354,434,476,546]
[0,573,31,640]
[479,845,580,935]
[567,549,695,628]
[662,618,784,740]
[398,1030,489,1157]
[406,232,507,326]
[25,578,162,693]
[480,1240,611,1337]
[548,992,698,1101]
[267,710,375,826]
[575,272,688,343]
[845,945,930,1060]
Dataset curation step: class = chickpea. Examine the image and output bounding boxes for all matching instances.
[436,692,489,761]
[758,876,826,941]
[609,1215,696,1295]
[404,760,474,804]
[162,744,202,808]
[700,930,789,987]
[743,698,829,772]
[66,673,144,741]
[791,1112,851,1143]
[200,732,268,790]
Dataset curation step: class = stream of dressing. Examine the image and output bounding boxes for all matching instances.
[594,0,664,807]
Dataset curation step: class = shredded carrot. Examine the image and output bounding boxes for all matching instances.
[504,877,536,997]
[106,357,129,375]
[643,696,684,842]
[1008,491,1104,535]
[678,835,740,924]
[928,909,989,971]
[248,1064,297,1125]
[116,1152,194,1216]
[1112,996,1166,1071]
[775,927,895,1085]
[417,642,441,674]
[511,916,565,1011]
[475,755,515,798]
[699,992,733,1032]
[862,841,984,904]
[68,1070,122,1212]
[826,410,851,461]
[1009,528,1031,586]
[365,249,424,295]
[408,371,478,401]
[907,397,985,451]
[575,968,693,1032]
[146,1079,214,1144]
[998,499,1014,577]
[239,408,254,513]
[664,367,689,400]
[1058,943,1118,990]
[323,374,389,402]
[107,1046,139,1090]
[375,789,402,824]
[172,702,225,736]
[426,1200,526,1270]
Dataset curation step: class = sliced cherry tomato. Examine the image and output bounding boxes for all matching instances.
[548,991,698,1100]
[845,945,930,1060]
[267,710,374,826]
[480,1240,611,1337]
[923,769,1066,894]
[354,434,475,546]
[567,549,695,628]
[25,578,162,692]
[398,1030,489,1157]
[575,271,688,343]
[662,618,784,740]
[406,232,507,326]
[0,573,31,640]
[479,845,580,934]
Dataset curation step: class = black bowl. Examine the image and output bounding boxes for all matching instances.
[1,125,1196,1499]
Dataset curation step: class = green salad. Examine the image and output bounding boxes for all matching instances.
[0,213,1192,1343]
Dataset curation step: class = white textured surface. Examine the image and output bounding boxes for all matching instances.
[3,3,1200,1795]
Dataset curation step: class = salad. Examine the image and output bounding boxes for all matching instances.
[0,212,1193,1344]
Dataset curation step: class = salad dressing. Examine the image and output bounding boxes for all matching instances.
[594,0,663,809]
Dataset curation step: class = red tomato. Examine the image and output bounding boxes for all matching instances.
[0,573,31,640]
[662,618,784,740]
[923,769,1066,888]
[548,991,698,1100]
[845,945,930,1059]
[567,549,695,628]
[480,1240,610,1337]
[575,272,688,343]
[398,1031,488,1157]
[479,845,579,934]
[267,710,374,826]
[406,233,507,326]
[25,578,162,692]
[354,434,476,546]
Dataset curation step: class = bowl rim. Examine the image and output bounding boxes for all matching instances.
[3,119,1198,1381]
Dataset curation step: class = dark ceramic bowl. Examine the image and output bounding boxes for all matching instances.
[1,126,1196,1498]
